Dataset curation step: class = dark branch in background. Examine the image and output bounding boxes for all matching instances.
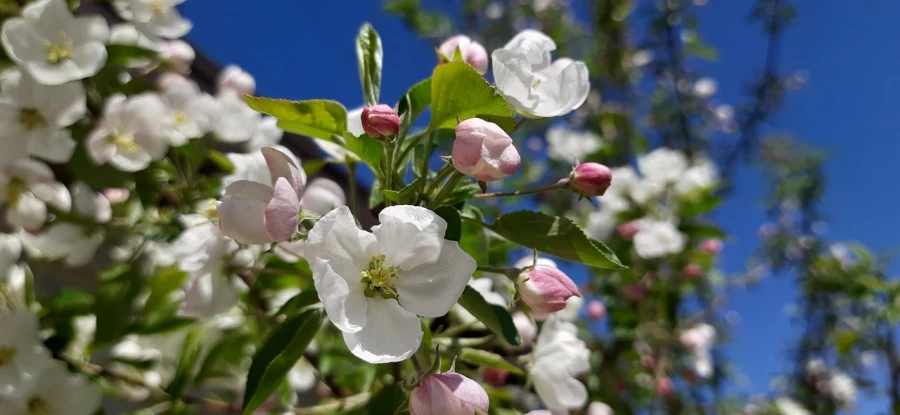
[721,0,791,183]
[660,1,696,157]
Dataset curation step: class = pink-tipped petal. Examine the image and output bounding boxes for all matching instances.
[265,177,300,242]
[262,147,304,198]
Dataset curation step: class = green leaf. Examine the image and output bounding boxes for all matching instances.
[488,211,626,269]
[143,267,189,316]
[833,329,857,355]
[397,78,432,129]
[434,206,461,242]
[460,206,489,264]
[245,97,348,140]
[456,286,521,346]
[93,265,143,345]
[343,132,384,169]
[428,61,514,132]
[105,44,160,67]
[242,308,324,415]
[274,288,320,317]
[366,384,407,415]
[167,327,206,397]
[356,23,383,107]
[458,348,523,375]
[680,221,727,239]
[384,178,423,204]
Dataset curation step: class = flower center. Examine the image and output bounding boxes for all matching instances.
[107,133,139,151]
[18,108,45,131]
[173,111,187,124]
[202,199,219,222]
[360,254,399,299]
[27,396,51,415]
[0,346,17,366]
[6,177,26,206]
[149,0,168,17]
[43,32,73,64]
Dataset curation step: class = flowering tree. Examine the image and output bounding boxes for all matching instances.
[0,0,891,415]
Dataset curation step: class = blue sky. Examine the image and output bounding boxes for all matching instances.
[181,0,899,410]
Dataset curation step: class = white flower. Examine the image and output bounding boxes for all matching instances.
[681,324,716,379]
[0,233,22,276]
[587,402,613,415]
[246,116,284,151]
[71,182,112,224]
[775,398,811,415]
[692,77,717,98]
[306,205,475,363]
[210,91,261,143]
[0,311,52,398]
[301,178,346,216]
[4,362,101,415]
[531,316,590,412]
[114,0,192,39]
[828,372,856,406]
[86,94,171,172]
[217,64,256,97]
[0,68,84,164]
[675,156,718,195]
[545,126,603,163]
[288,359,317,393]
[637,147,687,184]
[599,166,639,212]
[454,277,508,324]
[492,30,590,118]
[158,73,215,146]
[223,145,304,189]
[171,214,241,318]
[0,159,70,231]
[585,209,616,241]
[109,23,161,68]
[1,0,109,85]
[633,220,686,259]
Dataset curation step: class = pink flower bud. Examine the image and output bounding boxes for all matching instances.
[655,378,674,397]
[219,148,304,244]
[617,220,642,240]
[512,311,536,346]
[587,300,606,321]
[517,265,580,314]
[571,162,613,196]
[700,239,722,255]
[683,264,703,280]
[409,372,489,415]
[438,35,489,75]
[482,367,508,387]
[641,355,655,369]
[102,188,130,204]
[156,72,186,90]
[360,104,401,138]
[161,40,195,74]
[217,65,256,97]
[452,118,521,182]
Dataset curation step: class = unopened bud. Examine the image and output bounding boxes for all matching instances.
[453,118,520,182]
[517,265,580,314]
[587,300,606,321]
[641,355,655,369]
[217,65,256,97]
[683,264,703,280]
[102,188,130,204]
[438,35,489,75]
[482,367,508,387]
[655,377,674,397]
[700,238,723,255]
[570,162,612,196]
[361,104,401,138]
[617,220,642,240]
[409,372,489,415]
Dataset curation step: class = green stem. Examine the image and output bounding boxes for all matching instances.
[346,159,358,215]
[395,131,426,168]
[460,215,490,228]
[382,139,396,204]
[472,181,569,199]
[426,170,466,210]
[418,131,436,194]
[476,265,521,281]
[424,163,455,195]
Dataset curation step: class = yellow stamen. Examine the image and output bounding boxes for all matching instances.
[109,133,139,151]
[361,254,399,298]
[173,112,187,124]
[149,0,168,17]
[18,108,45,131]
[0,346,17,366]
[43,32,73,64]
[6,177,25,206]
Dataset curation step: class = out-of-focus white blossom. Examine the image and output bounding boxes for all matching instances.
[633,219,686,259]
[0,159,71,231]
[545,126,602,163]
[775,397,811,415]
[531,316,590,412]
[692,77,717,98]
[114,0,192,39]
[86,94,171,172]
[0,311,52,398]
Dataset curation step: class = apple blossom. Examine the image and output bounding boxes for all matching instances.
[587,300,606,321]
[410,372,490,415]
[1,0,109,85]
[655,377,674,397]
[700,238,723,255]
[680,324,716,379]
[675,155,718,195]
[109,23,161,51]
[633,219,686,259]
[0,233,22,275]
[223,144,304,189]
[218,147,304,244]
[512,311,537,346]
[598,166,639,212]
[492,29,590,117]
[218,64,256,97]
[0,311,52,398]
[161,39,195,74]
[157,73,214,146]
[438,35,489,74]
[173,212,241,318]
[775,398,812,415]
[588,402,613,415]
[828,371,857,407]
[637,147,687,184]
[545,126,602,163]
[246,116,284,151]
[585,209,616,241]
[301,178,346,216]
[102,188,131,204]
[305,205,475,363]
[531,316,590,412]
[452,118,521,181]
[360,104,400,138]
[570,162,613,196]
[0,68,84,164]
[0,159,70,231]
[114,0,192,39]
[210,89,261,143]
[86,93,171,172]
[517,264,580,314]
[692,77,717,98]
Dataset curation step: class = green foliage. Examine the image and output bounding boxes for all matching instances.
[167,327,206,397]
[458,348,523,375]
[428,61,514,132]
[245,97,348,140]
[487,211,626,269]
[434,206,462,241]
[356,23,383,107]
[397,78,432,134]
[242,308,324,415]
[457,286,521,346]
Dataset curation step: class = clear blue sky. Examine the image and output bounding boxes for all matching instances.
[181,0,900,410]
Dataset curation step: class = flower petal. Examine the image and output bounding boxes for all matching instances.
[396,241,475,318]
[342,298,422,363]
[532,60,590,117]
[311,257,367,333]
[409,374,465,415]
[306,205,376,266]
[532,358,589,412]
[264,177,300,242]
[262,147,304,198]
[373,205,447,270]
[218,180,273,244]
